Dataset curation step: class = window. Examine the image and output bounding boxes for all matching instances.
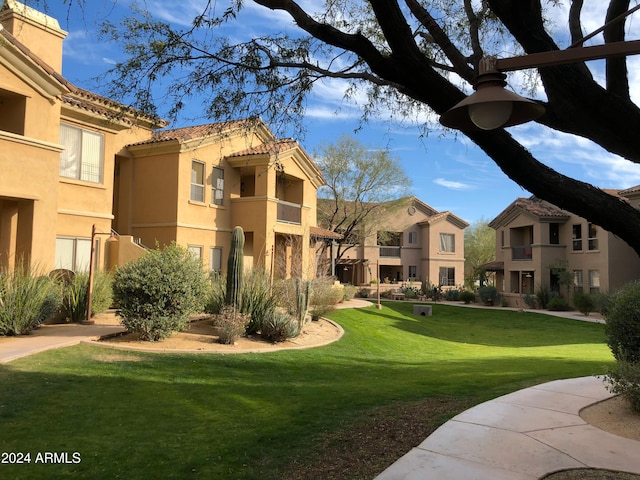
[589,270,600,294]
[439,267,455,286]
[188,245,203,261]
[408,231,417,244]
[588,223,599,250]
[55,237,92,271]
[59,123,104,183]
[501,230,505,248]
[210,247,222,274]
[211,167,224,206]
[549,223,559,245]
[572,224,582,251]
[191,161,205,202]
[408,266,417,279]
[573,270,583,294]
[439,233,455,253]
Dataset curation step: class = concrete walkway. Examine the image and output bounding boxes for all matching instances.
[375,376,640,479]
[0,312,124,364]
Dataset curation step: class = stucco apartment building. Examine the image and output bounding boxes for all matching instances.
[335,197,468,287]
[0,0,330,280]
[488,192,640,306]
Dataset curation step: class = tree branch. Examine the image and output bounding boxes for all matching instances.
[404,0,476,82]
[604,0,630,99]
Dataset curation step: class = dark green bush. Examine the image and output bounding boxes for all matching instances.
[113,243,209,341]
[605,360,640,413]
[572,291,595,316]
[535,285,551,309]
[444,289,460,301]
[478,286,497,305]
[546,296,569,311]
[605,281,640,363]
[592,291,613,316]
[523,294,537,308]
[459,290,475,304]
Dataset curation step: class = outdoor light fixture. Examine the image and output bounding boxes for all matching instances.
[440,57,545,131]
[439,11,640,132]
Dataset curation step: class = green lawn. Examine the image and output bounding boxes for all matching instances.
[0,303,613,479]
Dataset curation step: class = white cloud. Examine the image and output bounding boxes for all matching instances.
[433,178,473,190]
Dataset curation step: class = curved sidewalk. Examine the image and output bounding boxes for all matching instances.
[375,376,640,480]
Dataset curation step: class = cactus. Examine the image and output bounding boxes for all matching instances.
[294,277,311,329]
[225,226,245,309]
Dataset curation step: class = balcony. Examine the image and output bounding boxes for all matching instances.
[512,245,533,260]
[277,200,301,224]
[379,246,401,258]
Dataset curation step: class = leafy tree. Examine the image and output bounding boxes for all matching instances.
[464,219,495,288]
[315,134,412,263]
[98,0,640,255]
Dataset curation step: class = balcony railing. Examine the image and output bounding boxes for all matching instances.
[379,246,401,258]
[512,245,533,260]
[277,200,301,224]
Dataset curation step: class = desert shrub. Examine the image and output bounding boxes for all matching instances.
[0,265,61,335]
[204,272,226,314]
[523,294,537,309]
[260,310,300,342]
[309,276,342,321]
[444,289,460,301]
[214,306,250,344]
[605,281,640,364]
[342,284,358,301]
[242,268,277,335]
[547,296,569,311]
[272,278,297,315]
[61,271,113,322]
[459,290,475,304]
[113,243,209,341]
[535,285,551,309]
[356,288,370,298]
[605,360,640,413]
[572,291,595,316]
[478,285,497,305]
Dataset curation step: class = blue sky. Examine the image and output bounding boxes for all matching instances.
[38,0,640,225]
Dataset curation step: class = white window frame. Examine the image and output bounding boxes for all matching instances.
[191,160,205,202]
[588,223,599,251]
[573,270,583,293]
[210,247,223,274]
[59,123,104,183]
[55,237,93,272]
[211,166,224,206]
[589,270,600,294]
[439,267,455,286]
[188,245,203,262]
[439,233,455,253]
[408,265,417,279]
[408,231,417,244]
[572,224,583,251]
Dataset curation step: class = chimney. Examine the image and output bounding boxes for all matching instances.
[0,0,67,73]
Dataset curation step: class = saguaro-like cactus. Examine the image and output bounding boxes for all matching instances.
[225,226,245,309]
[294,277,311,329]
